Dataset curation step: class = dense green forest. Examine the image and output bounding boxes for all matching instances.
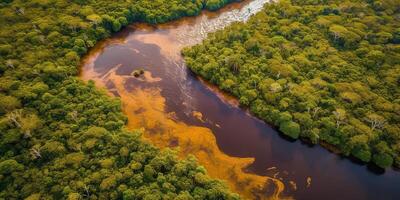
[0,0,240,199]
[183,0,400,169]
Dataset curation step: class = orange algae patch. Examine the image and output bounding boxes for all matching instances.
[130,26,182,60]
[192,111,205,122]
[81,63,285,199]
[141,71,162,83]
[79,1,290,197]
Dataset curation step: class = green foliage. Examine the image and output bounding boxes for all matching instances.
[0,159,23,175]
[131,0,232,24]
[206,0,233,11]
[372,153,394,168]
[0,0,239,199]
[0,95,20,114]
[280,121,300,139]
[352,148,372,163]
[183,0,400,168]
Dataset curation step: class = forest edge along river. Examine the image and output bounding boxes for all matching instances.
[80,0,400,199]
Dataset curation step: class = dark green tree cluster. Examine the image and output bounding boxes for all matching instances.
[183,0,400,169]
[205,0,236,11]
[132,0,237,24]
[0,0,239,199]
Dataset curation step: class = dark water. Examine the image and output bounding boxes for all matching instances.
[81,0,400,199]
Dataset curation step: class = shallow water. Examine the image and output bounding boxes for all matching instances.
[80,0,400,199]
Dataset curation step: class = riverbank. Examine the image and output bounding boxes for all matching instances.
[79,0,400,199]
[80,1,286,199]
[0,0,262,199]
[183,0,400,169]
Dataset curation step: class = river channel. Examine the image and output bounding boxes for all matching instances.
[80,0,400,199]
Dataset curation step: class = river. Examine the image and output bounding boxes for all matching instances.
[80,0,400,199]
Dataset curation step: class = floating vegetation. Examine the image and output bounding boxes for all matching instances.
[131,69,145,77]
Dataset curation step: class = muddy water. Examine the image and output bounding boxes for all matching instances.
[80,0,400,199]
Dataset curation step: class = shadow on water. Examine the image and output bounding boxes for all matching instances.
[80,0,400,199]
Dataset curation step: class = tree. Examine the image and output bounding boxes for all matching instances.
[270,82,283,93]
[0,95,21,114]
[244,38,260,54]
[65,51,80,65]
[41,141,66,159]
[365,113,386,131]
[280,121,301,139]
[112,20,122,32]
[225,55,242,73]
[352,148,372,162]
[293,112,313,129]
[277,112,292,124]
[329,25,348,42]
[333,108,346,129]
[393,28,400,43]
[371,32,392,44]
[372,153,393,168]
[100,175,117,190]
[329,25,361,48]
[67,193,80,200]
[0,159,24,175]
[144,165,156,182]
[0,44,12,55]
[118,16,129,26]
[220,79,235,90]
[6,109,22,128]
[19,113,41,138]
[87,14,102,26]
[60,15,89,32]
[123,189,136,200]
[205,0,224,11]
[364,50,385,68]
[349,134,372,162]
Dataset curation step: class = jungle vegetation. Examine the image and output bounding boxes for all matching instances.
[183,0,400,169]
[0,0,240,199]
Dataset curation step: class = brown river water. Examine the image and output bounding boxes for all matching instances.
[80,0,400,199]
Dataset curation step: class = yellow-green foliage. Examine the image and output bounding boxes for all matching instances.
[183,0,400,168]
[0,0,239,199]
